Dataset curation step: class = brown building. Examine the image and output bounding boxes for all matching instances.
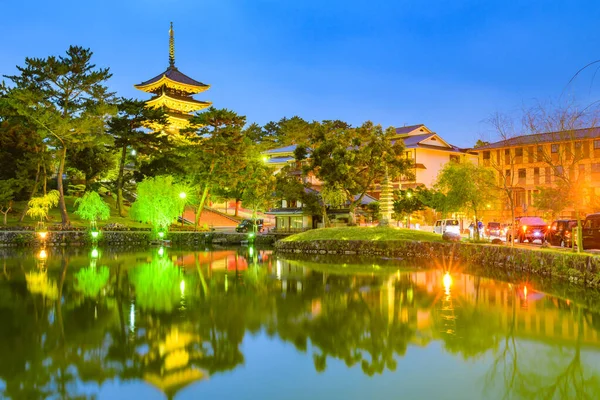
[474,127,600,221]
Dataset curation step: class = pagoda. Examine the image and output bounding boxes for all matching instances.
[135,22,211,130]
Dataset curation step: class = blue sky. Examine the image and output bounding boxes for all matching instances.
[2,0,600,147]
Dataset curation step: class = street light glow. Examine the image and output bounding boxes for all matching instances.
[131,149,137,156]
[179,192,186,199]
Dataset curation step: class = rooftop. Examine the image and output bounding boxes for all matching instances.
[136,66,210,91]
[395,124,427,135]
[474,127,600,150]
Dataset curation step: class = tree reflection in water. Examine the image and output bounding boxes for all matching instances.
[1,249,600,399]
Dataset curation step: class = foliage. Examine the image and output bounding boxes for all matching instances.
[2,46,115,225]
[393,188,426,219]
[435,161,496,216]
[107,98,168,217]
[26,190,59,221]
[240,161,276,217]
[0,179,17,225]
[74,191,111,222]
[67,143,115,190]
[185,108,248,224]
[74,266,110,298]
[533,184,571,219]
[128,257,183,313]
[129,176,185,231]
[282,226,444,242]
[321,183,347,208]
[301,120,414,223]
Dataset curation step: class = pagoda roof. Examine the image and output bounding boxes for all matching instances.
[146,92,212,113]
[135,66,210,94]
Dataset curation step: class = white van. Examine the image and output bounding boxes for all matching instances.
[433,219,460,235]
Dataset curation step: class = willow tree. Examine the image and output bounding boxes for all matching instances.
[3,46,114,225]
[74,191,110,229]
[129,176,184,233]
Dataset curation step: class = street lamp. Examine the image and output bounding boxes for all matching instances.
[131,149,137,156]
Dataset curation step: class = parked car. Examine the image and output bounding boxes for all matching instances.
[506,216,547,243]
[582,213,600,250]
[546,219,577,247]
[235,219,264,233]
[433,219,460,235]
[485,222,503,238]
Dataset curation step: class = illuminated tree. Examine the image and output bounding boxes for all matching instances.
[128,257,183,313]
[74,191,111,224]
[26,190,59,222]
[129,175,185,232]
[74,266,109,298]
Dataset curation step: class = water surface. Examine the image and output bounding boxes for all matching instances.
[1,247,599,399]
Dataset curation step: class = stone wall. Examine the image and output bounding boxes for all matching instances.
[0,231,275,247]
[275,239,600,287]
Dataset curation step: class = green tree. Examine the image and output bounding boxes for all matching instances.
[301,120,413,224]
[435,162,496,239]
[186,108,247,225]
[129,175,184,232]
[3,46,115,225]
[26,190,60,222]
[107,98,168,217]
[0,180,17,225]
[241,161,276,225]
[67,143,115,191]
[393,188,426,227]
[74,191,111,224]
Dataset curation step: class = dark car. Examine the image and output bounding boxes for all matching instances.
[507,216,547,243]
[546,219,577,247]
[235,219,264,233]
[485,222,502,238]
[582,213,600,250]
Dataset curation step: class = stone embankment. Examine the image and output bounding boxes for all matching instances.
[275,239,600,287]
[0,231,275,247]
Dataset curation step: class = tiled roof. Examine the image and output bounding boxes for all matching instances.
[137,66,209,88]
[266,156,294,164]
[395,124,425,135]
[395,133,435,148]
[475,127,600,150]
[265,144,298,154]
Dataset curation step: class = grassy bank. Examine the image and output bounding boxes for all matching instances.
[282,226,444,243]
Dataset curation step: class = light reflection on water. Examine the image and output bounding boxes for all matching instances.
[0,247,600,399]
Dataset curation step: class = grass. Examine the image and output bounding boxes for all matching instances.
[3,195,150,229]
[281,226,444,242]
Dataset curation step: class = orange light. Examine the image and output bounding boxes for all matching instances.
[38,249,47,259]
[522,225,527,232]
[38,231,48,239]
[523,285,528,298]
[443,272,452,293]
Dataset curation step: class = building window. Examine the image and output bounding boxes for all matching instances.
[533,167,539,175]
[515,147,523,157]
[527,146,534,163]
[505,169,511,177]
[483,151,490,160]
[595,140,600,150]
[544,167,551,184]
[405,151,413,159]
[533,167,540,184]
[537,145,544,161]
[551,144,559,153]
[583,141,590,158]
[554,166,564,176]
[518,168,526,179]
[449,155,460,163]
[504,149,510,163]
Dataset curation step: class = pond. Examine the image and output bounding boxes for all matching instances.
[1,246,600,399]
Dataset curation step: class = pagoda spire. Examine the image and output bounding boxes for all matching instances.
[169,22,175,68]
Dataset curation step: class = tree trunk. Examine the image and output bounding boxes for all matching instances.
[348,202,357,226]
[116,144,127,217]
[510,201,515,247]
[42,165,47,195]
[195,184,210,226]
[56,146,70,225]
[234,199,241,217]
[19,162,41,222]
[322,205,329,228]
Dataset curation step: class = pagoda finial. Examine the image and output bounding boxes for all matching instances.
[169,22,175,68]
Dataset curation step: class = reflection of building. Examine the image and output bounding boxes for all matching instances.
[142,326,207,399]
[135,23,211,131]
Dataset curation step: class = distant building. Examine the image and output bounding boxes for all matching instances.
[261,124,476,230]
[473,127,600,221]
[389,124,478,190]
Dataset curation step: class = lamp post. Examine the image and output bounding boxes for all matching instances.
[179,192,187,227]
